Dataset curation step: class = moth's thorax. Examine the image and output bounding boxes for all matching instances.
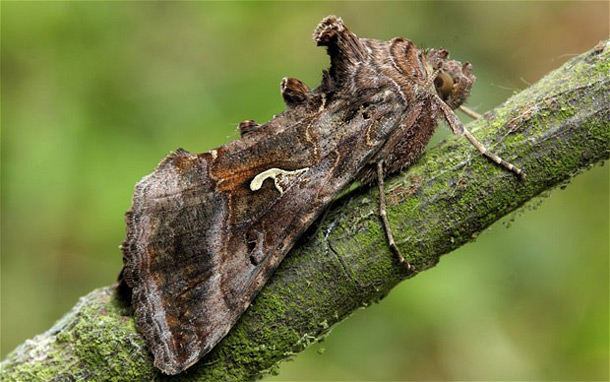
[347,37,476,111]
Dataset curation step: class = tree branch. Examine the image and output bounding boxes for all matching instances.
[2,41,608,382]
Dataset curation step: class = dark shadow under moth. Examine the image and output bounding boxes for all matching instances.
[119,15,524,375]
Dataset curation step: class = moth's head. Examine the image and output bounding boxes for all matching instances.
[426,48,476,110]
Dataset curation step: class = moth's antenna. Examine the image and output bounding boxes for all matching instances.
[423,69,441,92]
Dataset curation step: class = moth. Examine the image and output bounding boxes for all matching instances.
[119,15,524,375]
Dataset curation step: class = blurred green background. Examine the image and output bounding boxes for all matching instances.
[2,2,608,380]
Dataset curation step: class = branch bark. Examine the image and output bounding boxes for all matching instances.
[2,41,608,382]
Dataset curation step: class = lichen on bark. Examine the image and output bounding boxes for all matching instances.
[1,40,608,382]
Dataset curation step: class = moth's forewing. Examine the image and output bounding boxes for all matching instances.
[121,102,407,373]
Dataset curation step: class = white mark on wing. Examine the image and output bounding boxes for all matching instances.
[250,167,309,194]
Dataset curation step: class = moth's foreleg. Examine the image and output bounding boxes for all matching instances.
[459,105,483,120]
[437,97,526,179]
[376,160,413,271]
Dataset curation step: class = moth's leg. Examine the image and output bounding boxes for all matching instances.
[459,105,483,120]
[376,160,412,270]
[239,120,260,137]
[437,97,526,178]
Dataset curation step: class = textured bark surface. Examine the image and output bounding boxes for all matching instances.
[2,41,608,382]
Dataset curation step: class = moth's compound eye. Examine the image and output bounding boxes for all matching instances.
[434,71,454,99]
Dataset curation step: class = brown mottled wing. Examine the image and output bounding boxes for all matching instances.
[121,149,233,374]
[120,111,391,374]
